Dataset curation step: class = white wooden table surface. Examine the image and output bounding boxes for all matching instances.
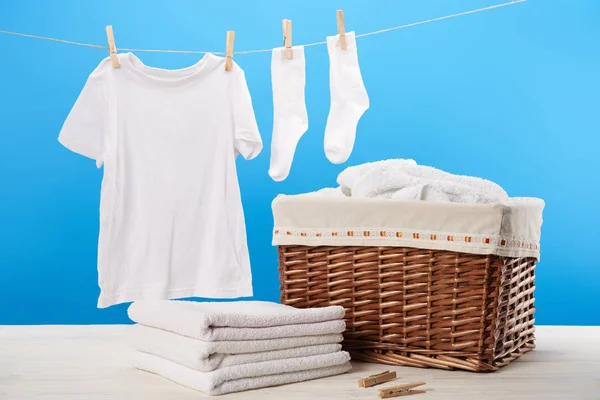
[0,325,598,400]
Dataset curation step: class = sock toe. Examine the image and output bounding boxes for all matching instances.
[325,145,349,164]
[268,166,287,182]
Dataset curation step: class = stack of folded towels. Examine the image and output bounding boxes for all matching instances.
[127,300,351,395]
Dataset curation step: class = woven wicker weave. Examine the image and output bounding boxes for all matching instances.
[278,245,536,372]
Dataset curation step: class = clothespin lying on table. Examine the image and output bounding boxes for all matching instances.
[336,9,347,50]
[379,381,427,398]
[282,19,293,59]
[358,370,397,388]
[225,30,235,71]
[105,25,119,68]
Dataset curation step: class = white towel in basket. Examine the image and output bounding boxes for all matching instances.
[133,324,343,371]
[134,350,352,395]
[336,159,508,203]
[127,300,346,341]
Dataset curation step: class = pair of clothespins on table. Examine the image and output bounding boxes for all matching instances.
[358,371,426,398]
[103,26,236,72]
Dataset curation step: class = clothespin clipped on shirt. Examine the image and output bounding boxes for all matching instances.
[282,19,293,60]
[225,30,235,72]
[336,10,347,50]
[105,25,119,68]
[379,381,427,398]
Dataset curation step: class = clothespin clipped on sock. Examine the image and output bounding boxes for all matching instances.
[105,25,119,68]
[282,19,293,59]
[358,371,397,388]
[225,30,235,71]
[336,10,347,50]
[379,381,427,398]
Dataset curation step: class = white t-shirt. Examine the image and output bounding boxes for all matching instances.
[59,53,262,308]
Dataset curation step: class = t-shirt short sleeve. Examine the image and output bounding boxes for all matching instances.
[231,67,262,160]
[58,67,108,167]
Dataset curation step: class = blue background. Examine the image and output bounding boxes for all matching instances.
[1,0,598,325]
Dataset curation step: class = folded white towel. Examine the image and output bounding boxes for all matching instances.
[134,324,343,371]
[134,350,352,395]
[336,159,508,203]
[128,300,345,341]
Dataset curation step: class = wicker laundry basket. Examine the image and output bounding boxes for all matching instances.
[273,195,544,372]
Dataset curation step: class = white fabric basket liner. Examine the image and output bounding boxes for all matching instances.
[272,194,544,260]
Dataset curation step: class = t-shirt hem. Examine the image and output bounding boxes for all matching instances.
[97,285,253,308]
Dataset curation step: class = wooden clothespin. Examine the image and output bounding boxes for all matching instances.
[336,10,347,50]
[379,382,426,398]
[358,371,397,388]
[225,30,235,72]
[282,19,293,60]
[105,25,119,68]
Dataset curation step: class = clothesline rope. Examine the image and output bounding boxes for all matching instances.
[0,0,526,55]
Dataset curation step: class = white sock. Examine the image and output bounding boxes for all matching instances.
[324,31,369,164]
[269,46,308,182]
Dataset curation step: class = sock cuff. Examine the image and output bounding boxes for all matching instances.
[272,45,305,61]
[326,31,356,52]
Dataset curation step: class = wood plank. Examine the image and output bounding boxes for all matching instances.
[0,326,598,399]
